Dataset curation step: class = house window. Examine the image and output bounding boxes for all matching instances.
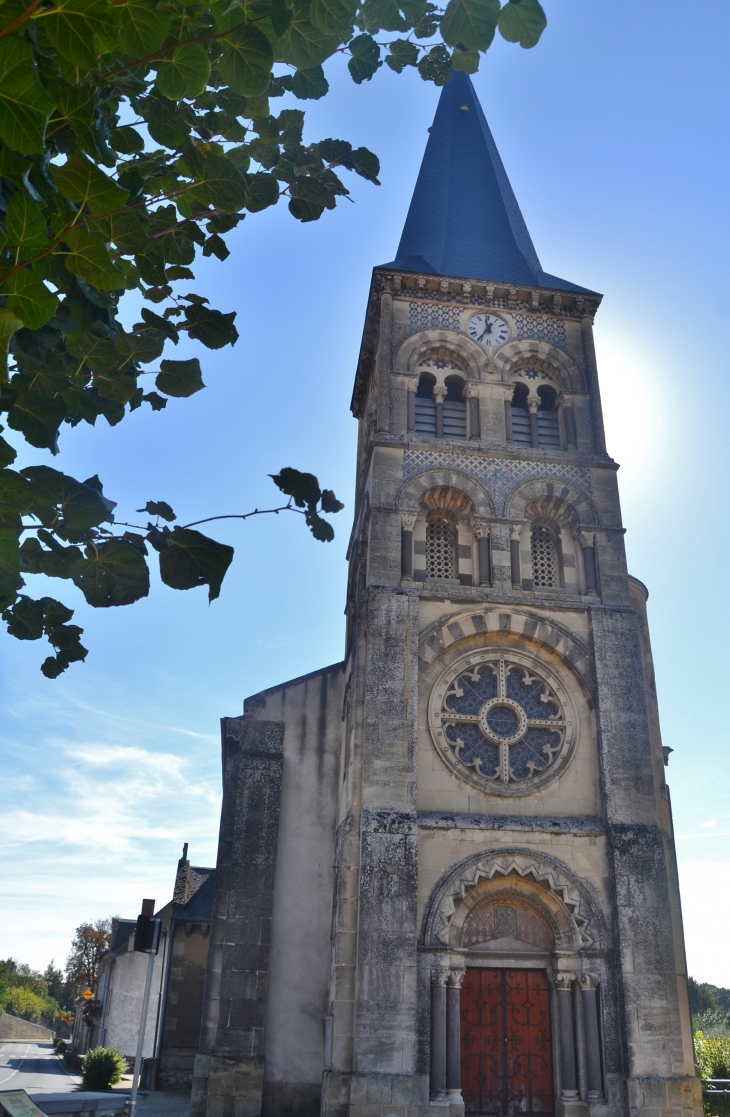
[443,377,466,440]
[531,525,558,588]
[536,386,561,448]
[511,384,531,447]
[415,375,436,436]
[426,516,456,580]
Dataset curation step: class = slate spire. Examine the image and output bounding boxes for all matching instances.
[381,72,590,293]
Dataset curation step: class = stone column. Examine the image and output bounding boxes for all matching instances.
[555,974,579,1101]
[466,384,480,440]
[400,512,416,579]
[562,398,576,448]
[446,970,465,1102]
[474,520,491,586]
[579,532,598,595]
[510,526,522,590]
[434,385,446,439]
[579,974,603,1100]
[377,291,392,433]
[504,389,514,443]
[580,315,607,455]
[528,396,540,449]
[430,970,448,1103]
[406,376,418,433]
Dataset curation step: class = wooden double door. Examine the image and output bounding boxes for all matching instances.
[461,969,554,1117]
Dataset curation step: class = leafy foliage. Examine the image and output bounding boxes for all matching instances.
[0,0,546,674]
[0,957,65,1022]
[81,1046,127,1090]
[64,918,111,993]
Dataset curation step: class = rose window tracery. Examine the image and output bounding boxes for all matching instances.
[428,652,575,794]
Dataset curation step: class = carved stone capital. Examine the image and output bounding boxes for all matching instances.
[578,531,595,549]
[486,361,497,375]
[527,397,540,414]
[401,512,417,532]
[462,282,472,295]
[433,386,447,404]
[509,525,523,542]
[473,519,491,540]
[465,382,480,399]
[406,376,419,393]
[578,972,599,991]
[447,970,465,988]
[431,969,449,987]
[553,973,576,991]
[503,386,515,402]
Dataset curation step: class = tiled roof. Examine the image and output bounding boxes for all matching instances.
[380,72,595,294]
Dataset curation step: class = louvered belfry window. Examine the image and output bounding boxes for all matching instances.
[426,517,456,580]
[415,376,436,436]
[511,384,531,447]
[531,525,558,588]
[536,387,560,448]
[443,379,466,440]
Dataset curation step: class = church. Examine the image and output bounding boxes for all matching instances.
[189,72,701,1117]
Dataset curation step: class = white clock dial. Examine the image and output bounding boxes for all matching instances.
[466,313,510,348]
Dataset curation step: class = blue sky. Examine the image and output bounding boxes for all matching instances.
[2,0,730,986]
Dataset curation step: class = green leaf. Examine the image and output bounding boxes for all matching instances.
[5,192,48,250]
[20,465,116,530]
[139,93,192,148]
[0,431,17,469]
[320,488,344,513]
[48,82,100,160]
[417,43,452,84]
[304,508,334,541]
[140,306,179,344]
[6,391,66,452]
[0,468,33,513]
[347,33,382,83]
[218,24,274,97]
[0,309,23,380]
[202,233,229,260]
[71,538,150,607]
[94,372,139,403]
[1,270,59,330]
[36,0,118,69]
[290,65,329,99]
[156,43,211,101]
[142,391,167,410]
[0,38,55,156]
[116,0,171,55]
[98,209,148,253]
[385,38,418,71]
[183,303,238,348]
[3,595,46,641]
[137,499,176,521]
[191,152,249,212]
[53,151,129,217]
[498,0,546,47]
[245,171,279,212]
[309,0,356,38]
[150,525,233,602]
[0,509,20,603]
[360,0,408,32]
[64,229,127,291]
[271,466,321,507]
[111,126,145,154]
[450,45,479,71]
[155,357,205,397]
[276,17,340,70]
[440,0,498,50]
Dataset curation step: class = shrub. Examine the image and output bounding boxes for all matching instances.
[63,1051,83,1073]
[81,1047,127,1091]
[53,1039,67,1054]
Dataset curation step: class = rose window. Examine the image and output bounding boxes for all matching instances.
[428,652,575,793]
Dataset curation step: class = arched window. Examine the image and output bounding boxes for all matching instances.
[537,386,560,448]
[414,374,436,436]
[443,377,466,440]
[531,525,558,588]
[426,514,456,581]
[510,383,531,447]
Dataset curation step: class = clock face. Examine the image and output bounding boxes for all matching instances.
[466,313,510,348]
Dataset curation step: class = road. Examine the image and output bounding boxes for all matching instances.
[0,1042,81,1093]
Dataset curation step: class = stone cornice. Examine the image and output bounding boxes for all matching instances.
[351,267,604,418]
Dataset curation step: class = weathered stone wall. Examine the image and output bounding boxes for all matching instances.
[0,1012,54,1041]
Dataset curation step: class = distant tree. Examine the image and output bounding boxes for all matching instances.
[65,919,112,996]
[5,984,58,1024]
[44,960,75,1013]
[690,978,725,1017]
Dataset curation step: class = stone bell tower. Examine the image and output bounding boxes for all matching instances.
[191,72,700,1117]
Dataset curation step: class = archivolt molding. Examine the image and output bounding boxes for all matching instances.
[422,847,603,951]
[493,340,584,392]
[504,478,599,528]
[397,468,496,518]
[396,330,485,380]
[418,607,593,690]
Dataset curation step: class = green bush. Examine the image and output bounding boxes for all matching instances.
[63,1051,82,1073]
[81,1047,127,1091]
[695,1033,730,1117]
[53,1039,67,1054]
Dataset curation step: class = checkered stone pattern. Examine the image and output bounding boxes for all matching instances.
[402,449,592,514]
[514,314,567,349]
[462,899,552,950]
[408,303,461,333]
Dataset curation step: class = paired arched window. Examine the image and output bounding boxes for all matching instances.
[510,380,562,449]
[426,514,456,580]
[531,524,559,588]
[413,374,467,440]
